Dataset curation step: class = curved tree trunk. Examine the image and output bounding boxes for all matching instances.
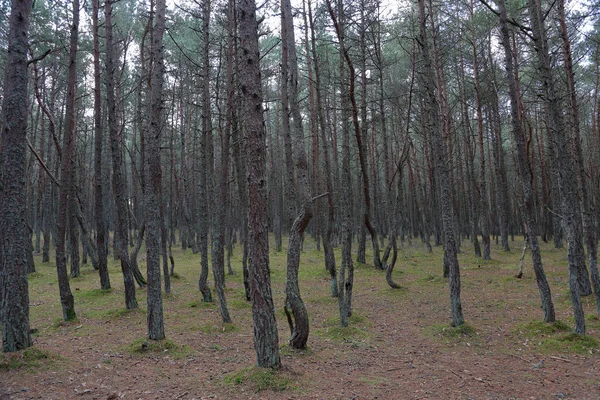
[498,0,555,323]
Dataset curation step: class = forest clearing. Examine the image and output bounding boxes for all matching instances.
[2,237,600,399]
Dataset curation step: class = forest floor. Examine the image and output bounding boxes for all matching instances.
[2,236,600,399]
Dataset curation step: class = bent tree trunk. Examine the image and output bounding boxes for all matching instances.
[281,0,311,349]
[526,0,585,334]
[498,0,555,322]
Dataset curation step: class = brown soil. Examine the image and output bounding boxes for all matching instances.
[2,239,600,399]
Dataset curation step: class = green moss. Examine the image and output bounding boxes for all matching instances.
[537,333,599,354]
[279,345,313,357]
[77,288,113,299]
[426,323,478,340]
[229,298,251,310]
[224,367,294,392]
[0,347,52,371]
[186,299,216,309]
[515,320,571,337]
[127,338,190,358]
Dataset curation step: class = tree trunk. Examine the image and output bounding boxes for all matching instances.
[0,0,34,352]
[238,0,281,369]
[418,0,464,327]
[497,0,556,323]
[307,0,337,297]
[211,0,232,323]
[55,0,80,321]
[106,0,137,310]
[281,0,312,349]
[557,0,600,314]
[144,0,166,341]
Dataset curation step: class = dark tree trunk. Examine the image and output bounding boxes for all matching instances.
[418,0,464,327]
[0,0,34,352]
[308,0,337,297]
[211,0,232,323]
[281,0,311,349]
[527,0,587,334]
[106,0,137,310]
[497,0,556,323]
[327,0,354,327]
[93,0,110,289]
[144,0,166,341]
[557,0,600,315]
[238,0,281,369]
[55,0,80,321]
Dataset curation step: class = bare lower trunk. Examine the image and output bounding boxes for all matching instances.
[239,0,281,368]
[418,0,463,327]
[498,0,555,323]
[1,0,34,352]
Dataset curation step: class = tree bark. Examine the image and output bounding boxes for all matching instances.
[238,0,281,369]
[281,0,311,349]
[497,0,556,323]
[418,0,464,327]
[211,0,232,323]
[144,0,166,340]
[0,0,34,352]
[557,0,600,314]
[55,0,80,321]
[106,0,137,310]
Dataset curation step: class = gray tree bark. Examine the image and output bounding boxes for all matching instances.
[238,0,281,369]
[0,0,34,353]
[497,0,556,322]
[418,0,464,327]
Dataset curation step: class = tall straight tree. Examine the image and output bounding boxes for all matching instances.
[106,0,137,310]
[557,0,600,314]
[496,0,556,322]
[92,0,110,290]
[198,0,213,303]
[208,0,232,323]
[327,0,354,327]
[307,0,337,297]
[282,0,311,350]
[55,0,79,321]
[144,0,166,340]
[238,0,281,369]
[418,0,464,327]
[526,0,586,334]
[0,0,34,353]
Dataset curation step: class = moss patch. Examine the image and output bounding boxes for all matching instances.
[0,347,52,371]
[515,320,571,337]
[224,367,294,392]
[127,338,190,358]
